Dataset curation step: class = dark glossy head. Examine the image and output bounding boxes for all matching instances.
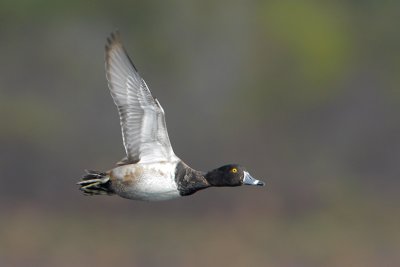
[205,164,265,187]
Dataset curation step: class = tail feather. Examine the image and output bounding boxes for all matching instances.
[78,170,114,196]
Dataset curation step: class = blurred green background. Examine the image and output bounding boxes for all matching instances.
[1,1,399,266]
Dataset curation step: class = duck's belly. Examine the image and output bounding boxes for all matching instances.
[109,162,180,201]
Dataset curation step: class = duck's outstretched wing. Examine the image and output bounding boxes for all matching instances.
[105,32,175,164]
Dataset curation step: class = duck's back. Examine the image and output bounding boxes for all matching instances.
[109,161,181,201]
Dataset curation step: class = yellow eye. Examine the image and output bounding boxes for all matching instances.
[232,168,238,173]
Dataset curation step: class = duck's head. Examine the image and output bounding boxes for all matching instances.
[205,164,265,187]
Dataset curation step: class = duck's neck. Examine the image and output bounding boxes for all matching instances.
[175,162,210,196]
[203,168,226,186]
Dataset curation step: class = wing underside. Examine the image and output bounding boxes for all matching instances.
[105,32,175,164]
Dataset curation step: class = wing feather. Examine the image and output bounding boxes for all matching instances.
[105,32,175,164]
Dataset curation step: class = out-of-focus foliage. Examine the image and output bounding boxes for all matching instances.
[0,1,399,267]
[257,1,351,108]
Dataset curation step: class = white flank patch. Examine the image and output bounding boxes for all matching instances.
[111,161,180,201]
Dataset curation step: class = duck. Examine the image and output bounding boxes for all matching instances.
[77,31,265,201]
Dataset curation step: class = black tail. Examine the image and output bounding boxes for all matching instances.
[77,170,115,196]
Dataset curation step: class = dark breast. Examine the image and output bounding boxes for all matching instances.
[174,161,210,196]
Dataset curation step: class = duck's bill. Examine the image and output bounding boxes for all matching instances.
[243,171,265,186]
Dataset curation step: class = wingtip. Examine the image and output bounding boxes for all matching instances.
[110,29,120,40]
[104,29,139,72]
[105,29,122,51]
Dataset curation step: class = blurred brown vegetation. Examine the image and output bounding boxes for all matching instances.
[0,1,399,267]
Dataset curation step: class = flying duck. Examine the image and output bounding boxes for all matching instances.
[78,32,265,201]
